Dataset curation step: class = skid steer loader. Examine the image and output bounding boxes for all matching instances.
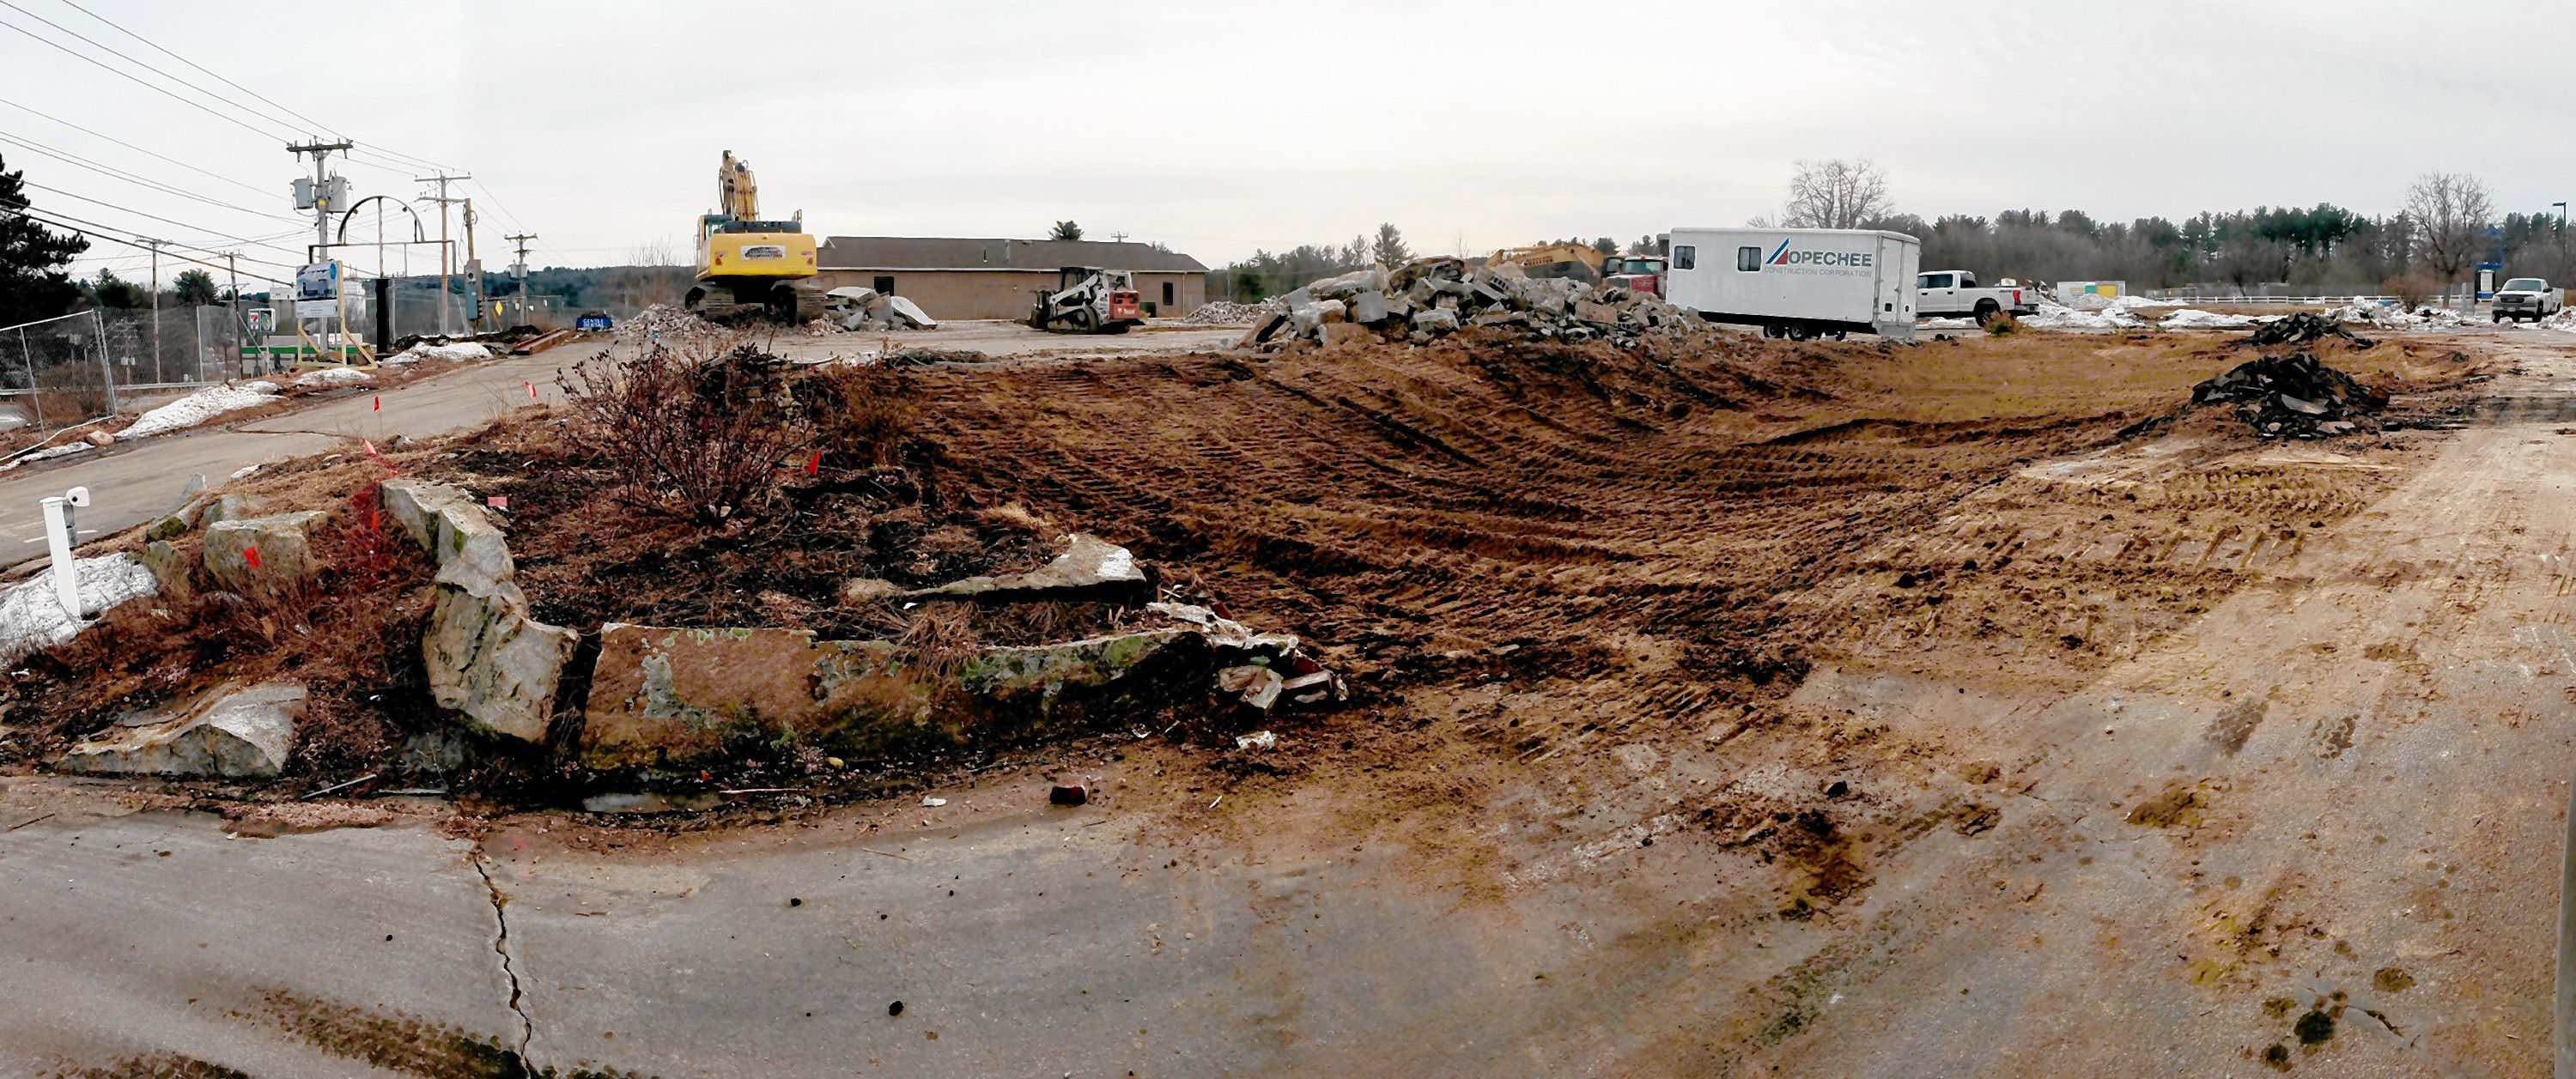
[1028,266,1144,334]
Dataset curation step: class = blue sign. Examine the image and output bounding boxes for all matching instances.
[574,312,613,331]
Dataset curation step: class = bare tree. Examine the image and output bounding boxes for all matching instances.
[1781,159,1894,230]
[627,237,679,267]
[2403,172,2494,306]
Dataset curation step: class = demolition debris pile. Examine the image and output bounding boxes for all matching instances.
[617,304,727,345]
[2191,351,2387,438]
[1237,257,1703,350]
[2246,311,2375,349]
[1180,300,1276,325]
[821,287,939,332]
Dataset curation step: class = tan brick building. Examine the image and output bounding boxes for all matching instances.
[815,237,1208,322]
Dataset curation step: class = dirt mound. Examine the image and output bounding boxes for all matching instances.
[2243,312,2373,350]
[2191,351,2388,437]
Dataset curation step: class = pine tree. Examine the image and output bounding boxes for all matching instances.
[1370,223,1411,268]
[0,155,88,327]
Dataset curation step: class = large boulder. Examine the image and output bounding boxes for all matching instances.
[580,623,1199,770]
[202,511,325,595]
[379,479,576,743]
[56,682,302,779]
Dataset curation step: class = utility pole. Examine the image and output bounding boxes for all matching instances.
[506,233,536,326]
[415,173,470,335]
[463,197,482,330]
[286,141,352,258]
[225,252,241,376]
[142,237,161,380]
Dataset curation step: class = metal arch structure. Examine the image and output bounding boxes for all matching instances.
[335,195,431,245]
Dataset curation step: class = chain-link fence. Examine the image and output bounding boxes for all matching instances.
[0,309,118,435]
[94,306,239,389]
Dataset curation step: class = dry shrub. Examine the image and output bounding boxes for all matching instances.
[809,362,919,466]
[2384,273,2439,310]
[978,502,1051,536]
[559,337,820,524]
[31,361,111,429]
[892,603,981,673]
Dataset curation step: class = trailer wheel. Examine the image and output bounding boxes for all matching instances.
[1974,300,2002,326]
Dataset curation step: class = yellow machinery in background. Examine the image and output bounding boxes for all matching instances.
[684,151,823,322]
[1485,243,1606,281]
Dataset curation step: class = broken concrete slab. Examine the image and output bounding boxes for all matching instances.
[885,295,939,329]
[1348,290,1391,324]
[56,682,303,779]
[202,511,326,594]
[899,534,1149,604]
[579,623,1200,770]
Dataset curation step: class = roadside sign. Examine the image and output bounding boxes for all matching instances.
[295,297,338,319]
[296,261,340,302]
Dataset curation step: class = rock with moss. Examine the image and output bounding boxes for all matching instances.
[56,682,302,779]
[201,511,325,594]
[379,478,576,744]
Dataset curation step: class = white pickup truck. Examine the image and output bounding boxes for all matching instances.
[2492,277,2563,323]
[1916,270,2038,324]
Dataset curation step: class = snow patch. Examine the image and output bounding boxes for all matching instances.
[2019,300,2143,330]
[392,342,495,364]
[120,381,279,439]
[1919,317,1976,330]
[294,366,374,388]
[2160,309,2264,330]
[0,554,155,664]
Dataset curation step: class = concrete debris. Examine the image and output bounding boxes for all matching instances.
[1180,300,1279,325]
[2245,312,2375,349]
[0,553,155,665]
[55,682,304,779]
[1234,729,1279,751]
[823,287,939,332]
[1237,256,1704,352]
[381,479,579,743]
[1150,601,1346,709]
[2192,351,2387,438]
[617,304,726,345]
[894,534,1150,605]
[877,345,991,367]
[2327,298,2470,330]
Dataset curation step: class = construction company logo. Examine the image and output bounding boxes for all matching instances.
[1764,239,1875,277]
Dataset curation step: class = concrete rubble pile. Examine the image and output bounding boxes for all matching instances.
[2191,351,2387,438]
[2246,312,2374,349]
[617,303,726,345]
[1236,257,1700,351]
[1180,300,1279,326]
[821,288,939,332]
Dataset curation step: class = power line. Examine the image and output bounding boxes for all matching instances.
[0,129,305,226]
[2,207,295,285]
[21,185,310,261]
[0,10,298,144]
[0,95,276,198]
[51,0,337,136]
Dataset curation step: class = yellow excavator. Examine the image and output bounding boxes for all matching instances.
[684,151,823,322]
[1485,243,1605,281]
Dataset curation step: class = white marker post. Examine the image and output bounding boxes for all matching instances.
[39,495,78,620]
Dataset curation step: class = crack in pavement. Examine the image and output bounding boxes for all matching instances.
[471,854,538,1066]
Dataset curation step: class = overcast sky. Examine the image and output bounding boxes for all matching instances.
[4,0,2568,285]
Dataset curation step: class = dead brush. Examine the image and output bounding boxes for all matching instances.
[891,603,982,674]
[806,362,920,467]
[558,336,822,524]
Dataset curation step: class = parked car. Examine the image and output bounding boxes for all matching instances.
[1916,270,2038,324]
[2492,277,2563,322]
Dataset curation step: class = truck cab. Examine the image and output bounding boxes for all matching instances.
[1601,255,1668,298]
[2492,277,2563,323]
[1916,270,2036,324]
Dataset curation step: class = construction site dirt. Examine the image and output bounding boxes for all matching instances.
[8,323,2573,1076]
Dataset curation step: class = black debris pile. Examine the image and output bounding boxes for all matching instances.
[2191,351,2388,438]
[2243,312,2374,350]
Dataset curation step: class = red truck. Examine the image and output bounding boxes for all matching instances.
[1601,254,1668,298]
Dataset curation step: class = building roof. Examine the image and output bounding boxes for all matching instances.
[818,236,1207,274]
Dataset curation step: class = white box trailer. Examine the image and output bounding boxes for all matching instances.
[1662,227,1919,341]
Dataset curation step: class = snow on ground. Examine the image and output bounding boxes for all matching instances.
[2160,309,2265,330]
[1919,318,1976,330]
[0,553,155,664]
[294,366,374,388]
[2019,300,2144,330]
[119,381,279,439]
[391,342,495,364]
[2326,298,2474,328]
